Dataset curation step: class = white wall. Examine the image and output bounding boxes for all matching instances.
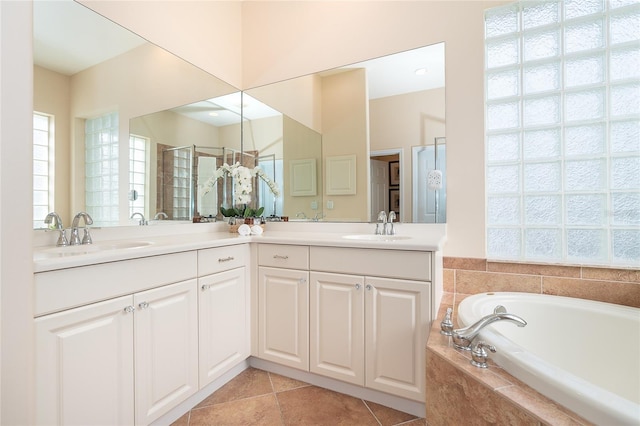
[1,2,35,424]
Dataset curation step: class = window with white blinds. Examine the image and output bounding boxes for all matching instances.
[129,134,148,217]
[33,112,54,228]
[485,0,640,266]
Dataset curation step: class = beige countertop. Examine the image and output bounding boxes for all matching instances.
[33,222,447,273]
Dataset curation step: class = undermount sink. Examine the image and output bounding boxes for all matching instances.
[342,234,411,241]
[40,241,153,257]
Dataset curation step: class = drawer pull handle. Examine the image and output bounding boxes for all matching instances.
[124,306,135,314]
[273,255,289,260]
[218,256,234,262]
[138,301,149,310]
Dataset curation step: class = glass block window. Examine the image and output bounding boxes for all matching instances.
[85,112,119,226]
[172,148,192,220]
[485,1,640,266]
[129,134,148,218]
[33,112,54,228]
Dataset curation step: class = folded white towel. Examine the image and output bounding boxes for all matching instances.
[251,225,264,235]
[238,224,251,236]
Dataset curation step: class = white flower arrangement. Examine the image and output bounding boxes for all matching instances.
[199,162,280,206]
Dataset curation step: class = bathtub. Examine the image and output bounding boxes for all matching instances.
[457,292,640,426]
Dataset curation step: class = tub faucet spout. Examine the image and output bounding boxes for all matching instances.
[452,305,527,350]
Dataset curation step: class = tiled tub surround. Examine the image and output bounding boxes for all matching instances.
[443,257,640,308]
[426,257,640,425]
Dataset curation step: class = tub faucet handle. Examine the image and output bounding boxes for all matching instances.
[470,341,496,369]
[440,307,453,336]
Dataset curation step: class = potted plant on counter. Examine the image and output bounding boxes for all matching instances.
[200,162,279,231]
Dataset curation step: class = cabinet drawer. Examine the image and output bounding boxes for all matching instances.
[258,244,309,270]
[198,244,248,276]
[310,247,431,281]
[34,251,197,317]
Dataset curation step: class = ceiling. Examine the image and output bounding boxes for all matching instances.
[33,1,445,126]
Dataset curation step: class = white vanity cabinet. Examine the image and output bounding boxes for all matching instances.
[34,252,199,426]
[309,247,431,402]
[197,245,250,387]
[35,295,135,425]
[257,244,310,371]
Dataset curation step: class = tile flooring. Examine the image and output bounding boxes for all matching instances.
[172,368,427,426]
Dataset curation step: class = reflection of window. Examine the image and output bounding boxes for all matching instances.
[33,112,54,228]
[129,134,148,217]
[85,112,119,226]
[485,1,640,266]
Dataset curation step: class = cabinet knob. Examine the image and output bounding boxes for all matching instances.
[298,278,307,285]
[201,284,210,291]
[124,305,135,314]
[366,285,372,291]
[138,301,149,310]
[355,283,361,290]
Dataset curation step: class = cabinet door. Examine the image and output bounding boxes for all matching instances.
[35,295,135,426]
[134,279,198,425]
[258,267,309,370]
[365,277,430,402]
[309,272,365,385]
[199,267,249,387]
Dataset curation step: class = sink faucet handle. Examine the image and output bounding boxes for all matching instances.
[440,307,454,336]
[82,228,93,245]
[470,341,496,368]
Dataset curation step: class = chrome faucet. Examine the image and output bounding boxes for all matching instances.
[44,212,68,247]
[452,305,527,350]
[296,211,307,219]
[386,211,397,235]
[375,211,387,235]
[153,212,168,220]
[131,212,147,226]
[70,212,93,246]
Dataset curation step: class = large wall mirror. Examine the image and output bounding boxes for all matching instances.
[245,43,446,223]
[33,0,239,228]
[33,0,445,228]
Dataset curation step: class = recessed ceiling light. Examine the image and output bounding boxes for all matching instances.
[415,68,428,75]
[208,112,219,117]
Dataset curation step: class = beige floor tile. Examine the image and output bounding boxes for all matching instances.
[277,385,378,426]
[196,367,274,408]
[189,394,283,426]
[269,372,310,392]
[364,400,417,426]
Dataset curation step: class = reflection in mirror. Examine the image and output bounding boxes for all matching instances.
[33,0,239,228]
[245,42,446,223]
[132,92,321,222]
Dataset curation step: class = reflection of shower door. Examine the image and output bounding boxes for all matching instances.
[256,155,282,217]
[413,143,446,223]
